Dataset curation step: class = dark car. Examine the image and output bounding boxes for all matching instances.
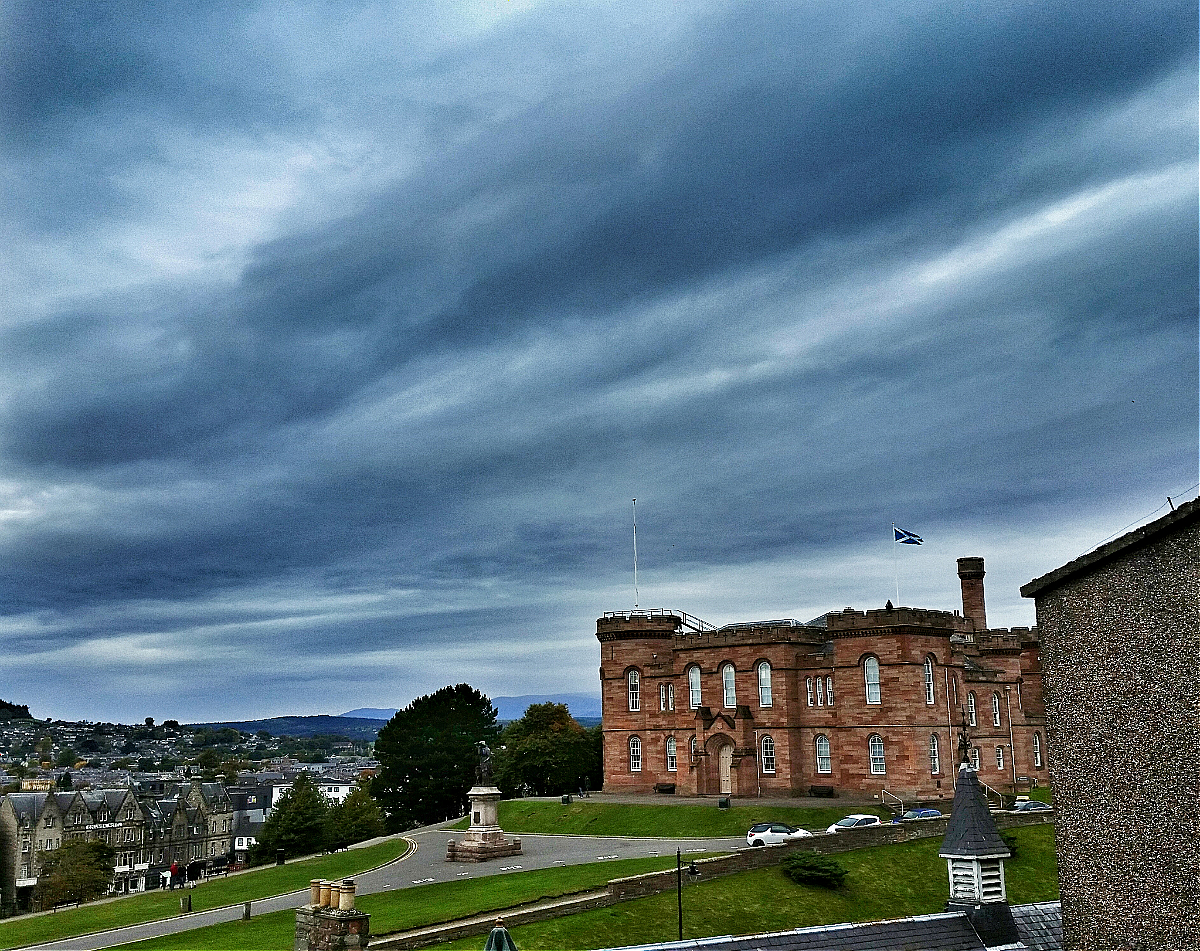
[1011,799,1053,813]
[894,808,943,822]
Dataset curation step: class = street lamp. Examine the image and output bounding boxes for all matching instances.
[676,849,700,940]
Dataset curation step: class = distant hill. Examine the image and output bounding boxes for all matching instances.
[187,714,385,740]
[342,693,602,723]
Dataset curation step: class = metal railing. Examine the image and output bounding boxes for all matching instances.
[601,608,717,633]
[881,788,904,815]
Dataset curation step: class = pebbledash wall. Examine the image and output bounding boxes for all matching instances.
[598,558,1048,802]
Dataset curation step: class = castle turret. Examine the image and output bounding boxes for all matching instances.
[957,557,988,631]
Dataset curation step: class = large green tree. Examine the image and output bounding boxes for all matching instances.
[372,684,499,831]
[325,786,386,850]
[34,840,115,908]
[250,773,330,862]
[494,703,602,797]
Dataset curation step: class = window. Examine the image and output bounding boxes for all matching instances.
[757,662,773,707]
[761,735,776,774]
[967,692,977,726]
[992,692,1002,728]
[826,676,834,706]
[667,683,674,710]
[689,735,697,760]
[864,657,881,704]
[969,746,980,770]
[816,676,825,706]
[688,666,701,708]
[806,677,814,706]
[924,657,935,705]
[666,737,677,772]
[930,734,941,774]
[1033,732,1043,768]
[722,664,736,707]
[627,670,640,711]
[868,734,886,774]
[996,746,1004,770]
[815,735,831,774]
[629,736,642,772]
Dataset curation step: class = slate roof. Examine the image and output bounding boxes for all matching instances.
[604,903,1062,951]
[939,765,1010,859]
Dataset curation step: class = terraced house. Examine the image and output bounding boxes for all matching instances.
[598,557,1048,804]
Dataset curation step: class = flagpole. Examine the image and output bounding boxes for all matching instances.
[633,499,639,609]
[892,523,899,604]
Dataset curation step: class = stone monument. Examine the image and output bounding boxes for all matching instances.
[446,741,522,862]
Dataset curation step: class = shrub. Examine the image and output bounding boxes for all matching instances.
[782,853,849,889]
[1001,831,1019,860]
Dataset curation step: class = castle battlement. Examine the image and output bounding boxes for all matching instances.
[825,605,974,635]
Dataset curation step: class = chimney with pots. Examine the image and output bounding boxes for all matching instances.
[957,557,987,631]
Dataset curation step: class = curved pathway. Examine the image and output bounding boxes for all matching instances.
[23,830,745,950]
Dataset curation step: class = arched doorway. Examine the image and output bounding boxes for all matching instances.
[718,743,734,795]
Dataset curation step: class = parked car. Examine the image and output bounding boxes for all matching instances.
[746,822,814,846]
[1011,799,1053,813]
[825,814,883,833]
[894,808,943,822]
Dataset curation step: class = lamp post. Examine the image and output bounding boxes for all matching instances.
[676,849,700,940]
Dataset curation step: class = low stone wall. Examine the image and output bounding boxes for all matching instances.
[373,813,1053,948]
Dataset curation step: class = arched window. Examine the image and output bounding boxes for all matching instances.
[659,683,675,711]
[1033,732,1043,768]
[760,735,776,774]
[967,692,977,726]
[969,746,980,771]
[816,676,825,706]
[806,677,814,706]
[868,734,886,774]
[864,657,881,704]
[629,736,642,772]
[826,675,834,706]
[757,661,773,707]
[627,670,640,712]
[992,692,1002,728]
[666,737,677,772]
[995,745,1004,770]
[924,657,935,705]
[815,735,831,774]
[687,666,701,709]
[722,664,736,707]
[689,735,697,760]
[929,734,940,774]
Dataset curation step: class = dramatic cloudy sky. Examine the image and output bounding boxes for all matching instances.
[1,1,1195,723]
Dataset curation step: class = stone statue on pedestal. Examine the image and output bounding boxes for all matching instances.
[476,740,493,785]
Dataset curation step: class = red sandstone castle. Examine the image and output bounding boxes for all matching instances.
[597,557,1048,802]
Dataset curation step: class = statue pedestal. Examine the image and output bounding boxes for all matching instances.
[446,786,522,862]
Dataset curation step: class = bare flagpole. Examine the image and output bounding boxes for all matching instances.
[632,499,639,609]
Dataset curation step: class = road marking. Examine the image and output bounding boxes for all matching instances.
[597,854,619,860]
[498,865,523,871]
[412,878,435,884]
[684,848,705,853]
[456,872,472,877]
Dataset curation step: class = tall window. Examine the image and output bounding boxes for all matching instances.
[629,736,642,771]
[930,733,941,774]
[660,683,675,711]
[806,677,814,706]
[627,670,640,711]
[722,664,736,707]
[667,683,674,710]
[757,661,773,707]
[992,692,1002,728]
[995,745,1004,770]
[1033,732,1043,768]
[688,666,701,708]
[967,692,977,726]
[689,735,697,760]
[815,735,831,774]
[760,735,776,773]
[864,657,881,704]
[826,675,834,706]
[868,734,886,774]
[666,737,677,772]
[969,746,980,771]
[816,676,825,706]
[924,657,935,704]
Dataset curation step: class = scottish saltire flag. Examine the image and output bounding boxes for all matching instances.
[894,526,923,545]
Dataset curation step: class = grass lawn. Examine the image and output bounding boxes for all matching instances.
[446,800,890,838]
[118,854,714,951]
[437,824,1060,950]
[0,838,411,950]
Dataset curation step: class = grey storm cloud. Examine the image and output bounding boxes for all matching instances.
[0,0,1194,721]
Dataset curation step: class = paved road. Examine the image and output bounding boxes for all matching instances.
[24,830,746,950]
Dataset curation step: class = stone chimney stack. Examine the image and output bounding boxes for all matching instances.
[957,557,987,631]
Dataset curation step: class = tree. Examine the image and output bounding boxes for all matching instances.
[144,717,155,728]
[34,840,115,907]
[494,703,602,797]
[55,747,78,768]
[325,786,386,850]
[250,773,330,862]
[57,772,73,790]
[372,684,500,831]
